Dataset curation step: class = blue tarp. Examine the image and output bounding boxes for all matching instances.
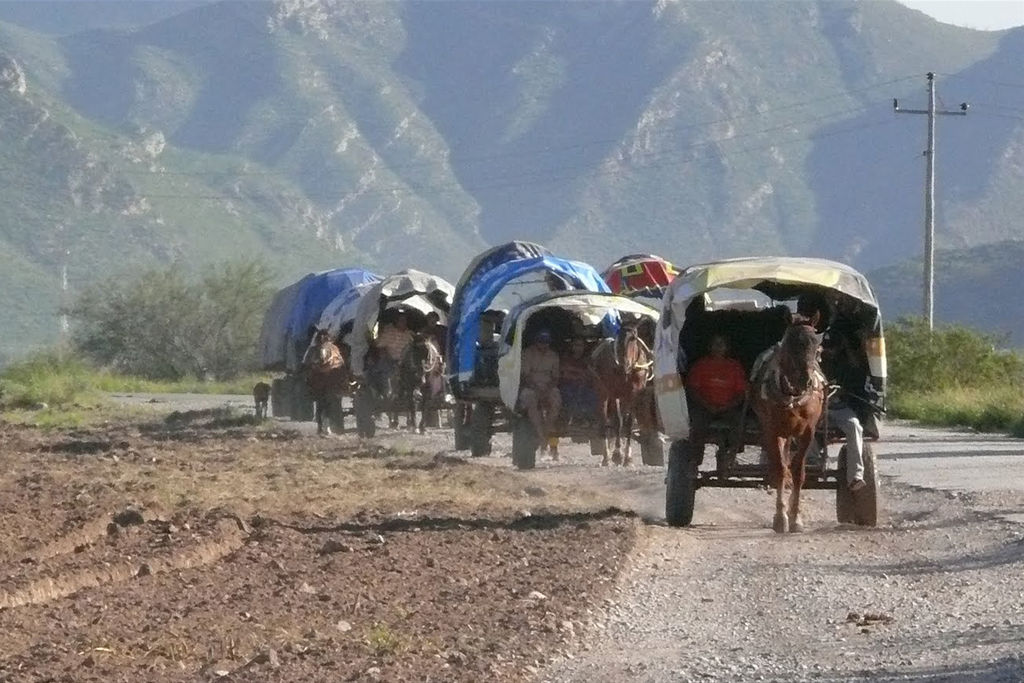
[450,255,610,383]
[259,267,381,371]
[445,241,551,380]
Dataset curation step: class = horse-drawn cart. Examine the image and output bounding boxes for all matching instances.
[446,242,662,469]
[497,291,662,469]
[258,268,381,425]
[348,270,455,438]
[654,257,887,527]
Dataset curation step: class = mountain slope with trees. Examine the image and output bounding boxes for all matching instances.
[0,0,1021,358]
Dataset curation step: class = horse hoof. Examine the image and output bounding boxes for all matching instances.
[601,458,609,467]
[773,514,789,534]
[789,518,804,533]
[621,456,632,467]
[611,450,622,466]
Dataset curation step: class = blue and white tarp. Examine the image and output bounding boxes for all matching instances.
[317,282,379,341]
[259,268,381,371]
[449,255,610,383]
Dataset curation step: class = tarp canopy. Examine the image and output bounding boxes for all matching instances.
[653,257,882,439]
[316,281,379,341]
[603,254,679,299]
[349,270,455,377]
[259,268,381,371]
[495,292,659,410]
[449,254,610,385]
[446,241,550,364]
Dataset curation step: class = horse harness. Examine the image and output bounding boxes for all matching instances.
[756,345,826,410]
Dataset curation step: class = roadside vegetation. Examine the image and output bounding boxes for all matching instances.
[1,260,273,420]
[885,317,1024,436]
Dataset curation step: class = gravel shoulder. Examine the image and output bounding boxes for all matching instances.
[91,397,1024,681]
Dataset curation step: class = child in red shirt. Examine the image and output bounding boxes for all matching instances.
[684,334,747,466]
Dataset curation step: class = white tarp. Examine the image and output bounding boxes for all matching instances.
[349,270,455,377]
[317,282,378,340]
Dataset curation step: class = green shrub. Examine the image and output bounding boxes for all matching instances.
[69,259,274,381]
[0,350,101,409]
[886,317,1024,394]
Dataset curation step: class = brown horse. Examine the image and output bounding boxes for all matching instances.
[592,324,655,466]
[306,338,349,436]
[751,323,826,533]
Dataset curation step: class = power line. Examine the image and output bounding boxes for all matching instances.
[115,74,923,179]
[133,102,880,198]
[135,114,899,204]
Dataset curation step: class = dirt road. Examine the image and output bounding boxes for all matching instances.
[95,395,1024,680]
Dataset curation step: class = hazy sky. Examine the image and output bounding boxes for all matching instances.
[897,0,1024,30]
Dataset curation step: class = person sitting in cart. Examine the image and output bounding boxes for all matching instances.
[821,331,871,492]
[375,311,414,365]
[559,336,598,425]
[368,310,414,389]
[685,334,747,462]
[519,329,562,443]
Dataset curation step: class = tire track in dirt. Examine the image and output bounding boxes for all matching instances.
[0,518,246,611]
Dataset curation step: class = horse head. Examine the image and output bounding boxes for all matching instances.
[617,325,653,382]
[776,323,821,397]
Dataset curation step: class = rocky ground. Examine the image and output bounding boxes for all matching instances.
[4,401,1024,682]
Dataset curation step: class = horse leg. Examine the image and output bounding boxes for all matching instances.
[417,385,427,434]
[610,398,623,466]
[599,395,611,466]
[769,434,789,533]
[314,397,326,435]
[621,402,634,466]
[789,429,813,533]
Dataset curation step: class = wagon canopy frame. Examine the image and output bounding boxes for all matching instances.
[654,256,885,440]
[496,291,659,410]
[349,269,456,377]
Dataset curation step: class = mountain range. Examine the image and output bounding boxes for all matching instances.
[0,0,1021,360]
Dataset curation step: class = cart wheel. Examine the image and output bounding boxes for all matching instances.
[853,444,879,527]
[835,446,856,524]
[470,403,493,457]
[271,378,290,418]
[354,387,376,438]
[453,403,470,451]
[512,417,537,470]
[640,433,665,466]
[666,440,697,527]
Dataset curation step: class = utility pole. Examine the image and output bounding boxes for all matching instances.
[894,72,968,330]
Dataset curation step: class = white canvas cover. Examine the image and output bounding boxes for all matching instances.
[349,270,455,377]
[496,293,658,410]
[653,256,881,439]
[316,282,378,340]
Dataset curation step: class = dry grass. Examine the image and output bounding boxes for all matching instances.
[0,412,617,528]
